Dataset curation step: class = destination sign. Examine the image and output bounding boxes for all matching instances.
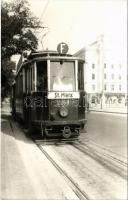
[48,92,80,99]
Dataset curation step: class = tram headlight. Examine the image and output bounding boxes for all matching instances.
[50,112,56,121]
[59,107,69,118]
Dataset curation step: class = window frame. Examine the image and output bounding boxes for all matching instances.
[78,61,84,91]
[92,84,95,91]
[104,73,106,79]
[111,84,114,91]
[92,73,95,80]
[36,61,48,91]
[48,60,77,92]
[92,63,95,69]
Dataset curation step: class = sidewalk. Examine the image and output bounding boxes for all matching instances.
[89,104,127,114]
[1,112,79,199]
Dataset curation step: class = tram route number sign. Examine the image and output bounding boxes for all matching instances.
[48,92,80,99]
[57,42,69,54]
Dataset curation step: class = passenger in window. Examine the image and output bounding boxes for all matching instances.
[37,76,47,91]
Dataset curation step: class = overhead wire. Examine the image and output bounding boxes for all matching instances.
[33,0,50,34]
[35,0,50,49]
[39,0,50,22]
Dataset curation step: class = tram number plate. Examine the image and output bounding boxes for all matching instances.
[48,92,80,99]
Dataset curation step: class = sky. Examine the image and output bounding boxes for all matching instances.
[27,0,127,57]
[5,0,126,62]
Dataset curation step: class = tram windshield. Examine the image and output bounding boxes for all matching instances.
[50,61,75,91]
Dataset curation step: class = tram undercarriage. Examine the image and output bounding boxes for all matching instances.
[30,120,86,138]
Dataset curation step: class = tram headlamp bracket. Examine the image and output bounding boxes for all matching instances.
[50,112,56,121]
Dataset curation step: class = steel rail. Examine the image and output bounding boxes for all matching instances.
[37,144,90,200]
[78,139,127,167]
[79,136,127,166]
[71,142,127,179]
[8,117,89,199]
[35,137,127,167]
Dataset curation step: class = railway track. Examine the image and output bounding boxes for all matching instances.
[79,137,127,166]
[8,118,127,199]
[36,139,127,200]
[37,143,90,200]
[72,142,127,179]
[35,136,127,166]
[10,114,127,173]
[35,136,127,179]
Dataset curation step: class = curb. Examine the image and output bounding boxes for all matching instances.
[89,109,127,114]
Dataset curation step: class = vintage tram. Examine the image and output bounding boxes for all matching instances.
[12,43,87,138]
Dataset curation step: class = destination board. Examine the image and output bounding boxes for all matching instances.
[47,92,80,99]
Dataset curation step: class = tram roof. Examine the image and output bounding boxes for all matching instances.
[15,50,85,77]
[27,50,74,59]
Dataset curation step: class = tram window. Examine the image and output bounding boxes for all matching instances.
[37,61,47,91]
[23,68,25,93]
[50,61,75,91]
[16,77,18,95]
[78,62,84,90]
[25,69,27,92]
[26,68,31,92]
[32,65,36,91]
[19,71,23,94]
[18,76,20,94]
[30,67,33,90]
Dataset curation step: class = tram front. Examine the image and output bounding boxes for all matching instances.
[44,44,87,138]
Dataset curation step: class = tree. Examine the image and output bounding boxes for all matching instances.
[1,60,15,100]
[1,0,41,99]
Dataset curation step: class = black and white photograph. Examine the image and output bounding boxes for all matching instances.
[1,0,127,199]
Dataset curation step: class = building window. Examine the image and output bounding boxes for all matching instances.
[104,84,107,90]
[119,64,122,69]
[92,74,95,79]
[119,75,121,80]
[92,84,95,90]
[92,64,95,69]
[104,63,106,68]
[111,74,114,79]
[111,84,114,91]
[119,85,121,91]
[104,73,106,79]
[111,64,114,69]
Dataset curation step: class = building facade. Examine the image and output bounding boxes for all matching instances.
[75,35,127,107]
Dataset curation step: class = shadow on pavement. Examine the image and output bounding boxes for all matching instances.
[1,113,34,144]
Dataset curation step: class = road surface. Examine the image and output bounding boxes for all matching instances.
[86,111,127,158]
